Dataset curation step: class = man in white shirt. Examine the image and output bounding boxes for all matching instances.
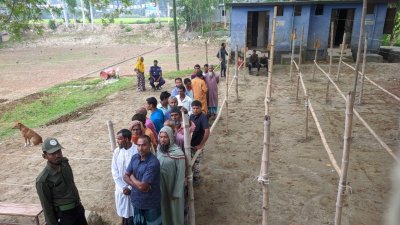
[112,129,138,225]
[176,85,192,114]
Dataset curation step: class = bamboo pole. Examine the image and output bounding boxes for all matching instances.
[182,111,195,225]
[334,1,367,223]
[358,32,368,105]
[314,62,399,163]
[305,95,309,139]
[259,116,271,225]
[289,29,296,81]
[336,33,347,82]
[205,40,209,65]
[235,45,239,102]
[107,120,116,152]
[342,61,400,102]
[334,92,354,225]
[308,99,342,176]
[299,26,304,67]
[226,52,229,133]
[265,6,277,115]
[326,22,334,103]
[296,72,300,101]
[312,39,320,81]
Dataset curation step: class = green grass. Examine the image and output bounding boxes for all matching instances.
[112,17,171,24]
[0,77,132,139]
[163,69,193,79]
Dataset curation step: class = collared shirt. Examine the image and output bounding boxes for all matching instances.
[189,112,209,147]
[150,108,165,133]
[126,153,161,209]
[149,66,162,80]
[112,145,138,218]
[157,103,169,115]
[36,157,81,225]
[171,86,190,97]
[176,94,193,114]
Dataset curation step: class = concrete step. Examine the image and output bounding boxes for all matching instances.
[327,48,352,57]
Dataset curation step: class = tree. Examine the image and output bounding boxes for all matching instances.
[389,2,400,46]
[0,0,51,40]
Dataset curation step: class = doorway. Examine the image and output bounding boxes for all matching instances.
[246,11,270,49]
[329,8,355,47]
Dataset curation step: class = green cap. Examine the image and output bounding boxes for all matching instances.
[42,137,63,153]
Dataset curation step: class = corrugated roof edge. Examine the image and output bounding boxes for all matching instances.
[228,0,396,7]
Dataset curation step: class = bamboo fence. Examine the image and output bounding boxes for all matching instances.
[292,60,341,175]
[341,61,400,103]
[314,62,399,163]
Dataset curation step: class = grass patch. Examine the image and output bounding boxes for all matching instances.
[163,69,193,79]
[0,77,132,140]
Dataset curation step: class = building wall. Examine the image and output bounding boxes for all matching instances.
[230,2,389,61]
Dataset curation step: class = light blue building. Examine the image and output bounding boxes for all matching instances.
[228,0,396,61]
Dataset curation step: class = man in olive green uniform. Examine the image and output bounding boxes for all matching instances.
[36,137,88,225]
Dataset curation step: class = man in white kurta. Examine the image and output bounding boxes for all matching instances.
[112,129,138,225]
[176,85,193,114]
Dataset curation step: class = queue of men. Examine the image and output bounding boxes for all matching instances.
[34,60,220,225]
[113,61,222,225]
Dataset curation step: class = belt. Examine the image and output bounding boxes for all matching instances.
[57,202,79,212]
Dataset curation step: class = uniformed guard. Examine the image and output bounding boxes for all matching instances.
[36,137,88,225]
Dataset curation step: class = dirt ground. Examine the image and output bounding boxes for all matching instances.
[0,26,399,225]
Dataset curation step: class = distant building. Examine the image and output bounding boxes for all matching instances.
[228,0,396,61]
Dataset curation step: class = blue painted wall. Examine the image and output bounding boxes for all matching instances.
[230,2,389,57]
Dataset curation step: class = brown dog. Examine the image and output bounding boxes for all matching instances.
[12,122,43,146]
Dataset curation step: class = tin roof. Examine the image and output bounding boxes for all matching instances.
[228,0,396,7]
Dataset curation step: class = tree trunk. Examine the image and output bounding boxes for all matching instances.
[62,0,69,29]
[80,0,85,27]
[89,1,94,31]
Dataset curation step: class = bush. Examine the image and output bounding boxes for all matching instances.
[135,20,145,24]
[169,22,179,31]
[381,34,400,47]
[148,17,156,23]
[48,20,57,31]
[125,26,133,32]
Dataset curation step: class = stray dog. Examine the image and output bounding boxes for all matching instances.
[12,122,43,147]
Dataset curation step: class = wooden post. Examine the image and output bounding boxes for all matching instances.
[296,72,300,101]
[226,53,229,133]
[182,111,195,225]
[299,26,304,68]
[329,21,334,75]
[312,39,320,81]
[266,6,277,110]
[305,96,309,139]
[205,40,209,65]
[107,120,116,152]
[259,115,271,225]
[358,32,368,105]
[334,92,354,225]
[336,33,347,82]
[289,29,296,80]
[235,45,239,102]
[334,0,367,224]
[326,22,334,103]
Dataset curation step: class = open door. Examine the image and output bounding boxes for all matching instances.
[329,8,355,47]
[246,11,270,49]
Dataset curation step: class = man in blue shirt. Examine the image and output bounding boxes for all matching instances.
[146,97,165,133]
[189,100,210,186]
[149,60,165,91]
[124,135,161,225]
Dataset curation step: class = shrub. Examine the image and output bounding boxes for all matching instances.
[169,22,179,31]
[135,20,145,24]
[149,17,156,23]
[48,20,57,31]
[125,26,133,32]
